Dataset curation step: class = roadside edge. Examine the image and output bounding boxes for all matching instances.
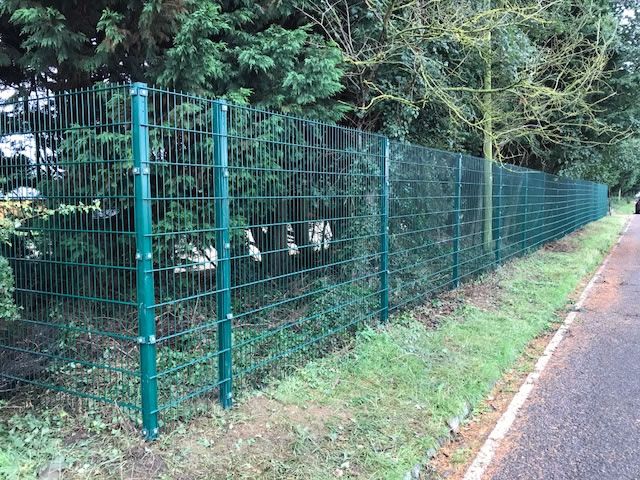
[463,216,633,480]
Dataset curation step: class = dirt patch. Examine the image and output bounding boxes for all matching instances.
[119,395,349,479]
[411,289,466,328]
[582,277,621,312]
[217,396,338,450]
[543,231,581,253]
[579,227,632,312]
[121,445,167,479]
[62,426,90,447]
[462,273,503,311]
[412,272,505,330]
[429,328,556,480]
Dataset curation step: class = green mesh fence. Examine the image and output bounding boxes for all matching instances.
[0,85,141,412]
[0,84,609,438]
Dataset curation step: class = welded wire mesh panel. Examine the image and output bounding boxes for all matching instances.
[388,144,457,311]
[598,184,609,218]
[142,88,223,412]
[458,155,493,281]
[583,181,600,226]
[227,105,385,382]
[525,171,545,250]
[545,176,565,241]
[553,177,570,240]
[497,164,526,262]
[545,176,565,242]
[0,85,141,409]
[388,148,610,316]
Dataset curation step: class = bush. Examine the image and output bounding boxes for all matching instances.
[0,256,18,321]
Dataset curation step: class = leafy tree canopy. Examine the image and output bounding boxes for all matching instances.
[0,0,346,120]
[1,0,639,191]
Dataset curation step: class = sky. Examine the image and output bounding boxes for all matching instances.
[622,8,636,25]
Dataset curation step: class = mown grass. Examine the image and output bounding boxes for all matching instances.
[610,196,636,215]
[0,211,628,479]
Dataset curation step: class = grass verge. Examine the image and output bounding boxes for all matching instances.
[0,212,628,479]
[610,196,635,215]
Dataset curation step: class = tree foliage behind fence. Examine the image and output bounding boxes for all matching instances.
[0,84,609,437]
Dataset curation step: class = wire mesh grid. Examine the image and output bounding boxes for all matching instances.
[0,83,609,436]
[0,84,141,410]
[226,103,385,385]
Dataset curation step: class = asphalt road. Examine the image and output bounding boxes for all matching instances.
[488,215,640,480]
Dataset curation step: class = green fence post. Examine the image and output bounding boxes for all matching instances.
[213,100,233,409]
[521,173,528,253]
[579,181,584,228]
[584,182,588,226]
[593,184,596,221]
[573,182,586,230]
[495,166,503,265]
[131,82,159,440]
[556,178,571,238]
[584,182,589,225]
[380,137,390,323]
[537,172,547,247]
[561,180,568,238]
[593,183,596,221]
[452,154,462,287]
[572,183,576,231]
[569,183,574,233]
[580,182,584,227]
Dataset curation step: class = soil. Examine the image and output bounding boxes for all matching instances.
[145,395,348,479]
[411,271,504,330]
[121,445,167,479]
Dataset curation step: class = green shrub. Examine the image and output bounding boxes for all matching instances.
[0,256,18,321]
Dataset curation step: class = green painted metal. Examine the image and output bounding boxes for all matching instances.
[213,100,233,409]
[521,173,529,252]
[0,83,611,437]
[494,165,503,265]
[131,82,159,439]
[452,154,462,288]
[380,137,390,323]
